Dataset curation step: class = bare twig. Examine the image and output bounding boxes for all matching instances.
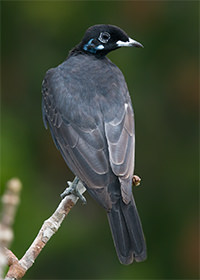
[3,174,140,279]
[0,178,22,279]
[5,178,86,280]
[132,175,141,187]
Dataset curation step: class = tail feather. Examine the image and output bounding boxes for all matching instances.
[107,195,146,265]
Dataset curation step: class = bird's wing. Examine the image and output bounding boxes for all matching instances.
[104,97,135,205]
[42,67,113,209]
[42,58,135,207]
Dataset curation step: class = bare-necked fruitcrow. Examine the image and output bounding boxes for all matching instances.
[42,24,146,265]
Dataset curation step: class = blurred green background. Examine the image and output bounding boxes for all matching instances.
[1,1,199,279]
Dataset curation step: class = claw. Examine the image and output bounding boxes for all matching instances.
[75,191,87,204]
[60,177,87,204]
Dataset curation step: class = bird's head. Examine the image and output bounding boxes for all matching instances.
[79,24,143,56]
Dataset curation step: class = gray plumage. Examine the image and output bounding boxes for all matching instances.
[42,24,146,264]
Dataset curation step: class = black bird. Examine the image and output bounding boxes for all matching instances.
[42,24,146,265]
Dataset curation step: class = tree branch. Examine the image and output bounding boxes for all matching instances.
[4,178,86,280]
[0,178,22,279]
[2,174,140,279]
[132,175,141,187]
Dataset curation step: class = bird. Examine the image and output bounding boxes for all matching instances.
[42,24,146,265]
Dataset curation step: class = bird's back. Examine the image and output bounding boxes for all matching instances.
[42,54,131,210]
[48,54,129,125]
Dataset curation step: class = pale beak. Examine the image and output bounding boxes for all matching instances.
[117,37,144,48]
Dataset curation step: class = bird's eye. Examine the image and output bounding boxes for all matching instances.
[98,32,111,43]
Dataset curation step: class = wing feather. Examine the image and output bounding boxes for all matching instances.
[42,66,112,209]
[108,128,129,165]
[105,102,135,204]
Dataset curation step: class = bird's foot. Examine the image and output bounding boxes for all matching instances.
[132,175,141,187]
[60,177,87,204]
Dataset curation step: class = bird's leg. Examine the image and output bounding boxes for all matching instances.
[60,176,87,204]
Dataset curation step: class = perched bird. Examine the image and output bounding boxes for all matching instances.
[42,24,146,265]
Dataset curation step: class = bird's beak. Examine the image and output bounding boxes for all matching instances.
[117,37,144,48]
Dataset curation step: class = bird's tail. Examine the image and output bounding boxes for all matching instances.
[107,195,147,265]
